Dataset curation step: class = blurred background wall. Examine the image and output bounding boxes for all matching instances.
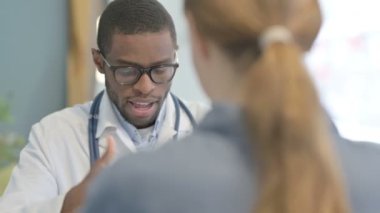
[158,0,209,104]
[0,0,68,137]
[1,0,380,144]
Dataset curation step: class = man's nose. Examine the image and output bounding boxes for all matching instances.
[132,74,155,94]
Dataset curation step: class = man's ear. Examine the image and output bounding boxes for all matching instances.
[91,48,105,74]
[186,13,210,60]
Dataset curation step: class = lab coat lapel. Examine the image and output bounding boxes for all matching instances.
[156,94,178,147]
[96,92,137,154]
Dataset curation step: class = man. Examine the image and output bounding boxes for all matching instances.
[0,0,208,212]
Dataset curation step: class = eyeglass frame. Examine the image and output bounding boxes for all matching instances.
[98,50,179,85]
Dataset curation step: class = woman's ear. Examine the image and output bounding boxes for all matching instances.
[186,12,210,60]
[91,48,105,74]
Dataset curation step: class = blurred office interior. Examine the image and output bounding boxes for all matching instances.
[1,0,380,192]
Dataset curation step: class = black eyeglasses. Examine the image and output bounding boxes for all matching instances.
[99,51,179,85]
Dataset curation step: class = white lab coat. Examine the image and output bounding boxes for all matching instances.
[0,92,209,213]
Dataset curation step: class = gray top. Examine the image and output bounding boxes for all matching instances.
[83,104,380,213]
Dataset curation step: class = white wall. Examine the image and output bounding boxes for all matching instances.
[306,0,380,143]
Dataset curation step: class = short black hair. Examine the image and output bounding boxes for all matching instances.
[97,0,177,55]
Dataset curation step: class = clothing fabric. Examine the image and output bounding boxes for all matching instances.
[0,92,209,213]
[111,98,167,150]
[136,126,156,150]
[84,103,380,213]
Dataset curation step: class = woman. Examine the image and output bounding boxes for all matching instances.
[83,0,380,212]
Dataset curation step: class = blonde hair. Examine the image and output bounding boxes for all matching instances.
[184,0,350,212]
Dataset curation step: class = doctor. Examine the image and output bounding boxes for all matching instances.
[0,0,208,212]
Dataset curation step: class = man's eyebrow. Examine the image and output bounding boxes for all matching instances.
[114,57,174,67]
[114,59,141,67]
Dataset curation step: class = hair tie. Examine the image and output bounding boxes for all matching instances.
[259,25,294,49]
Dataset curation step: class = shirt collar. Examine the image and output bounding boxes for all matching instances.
[111,97,168,146]
[95,91,169,143]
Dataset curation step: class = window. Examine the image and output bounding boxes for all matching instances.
[306,0,380,143]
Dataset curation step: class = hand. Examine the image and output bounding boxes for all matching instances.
[61,136,116,213]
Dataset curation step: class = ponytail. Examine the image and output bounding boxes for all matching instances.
[243,42,350,213]
[184,0,349,211]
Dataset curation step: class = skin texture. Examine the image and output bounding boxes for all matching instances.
[93,30,177,128]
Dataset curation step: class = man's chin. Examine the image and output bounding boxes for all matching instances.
[131,118,155,129]
[124,110,158,129]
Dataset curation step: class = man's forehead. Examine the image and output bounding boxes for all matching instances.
[110,31,173,49]
[107,30,176,66]
[111,30,174,46]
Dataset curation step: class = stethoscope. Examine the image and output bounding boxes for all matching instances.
[88,90,197,166]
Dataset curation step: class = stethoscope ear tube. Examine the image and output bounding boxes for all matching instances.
[172,94,181,141]
[171,93,197,140]
[177,97,197,128]
[89,90,104,166]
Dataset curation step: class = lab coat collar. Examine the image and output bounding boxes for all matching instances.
[96,91,120,139]
[96,92,140,153]
[156,94,178,146]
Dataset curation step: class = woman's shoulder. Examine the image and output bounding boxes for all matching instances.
[122,130,250,179]
[337,137,380,169]
[85,131,254,213]
[336,138,380,212]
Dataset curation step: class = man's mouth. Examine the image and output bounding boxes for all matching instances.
[130,102,154,108]
[128,101,157,117]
